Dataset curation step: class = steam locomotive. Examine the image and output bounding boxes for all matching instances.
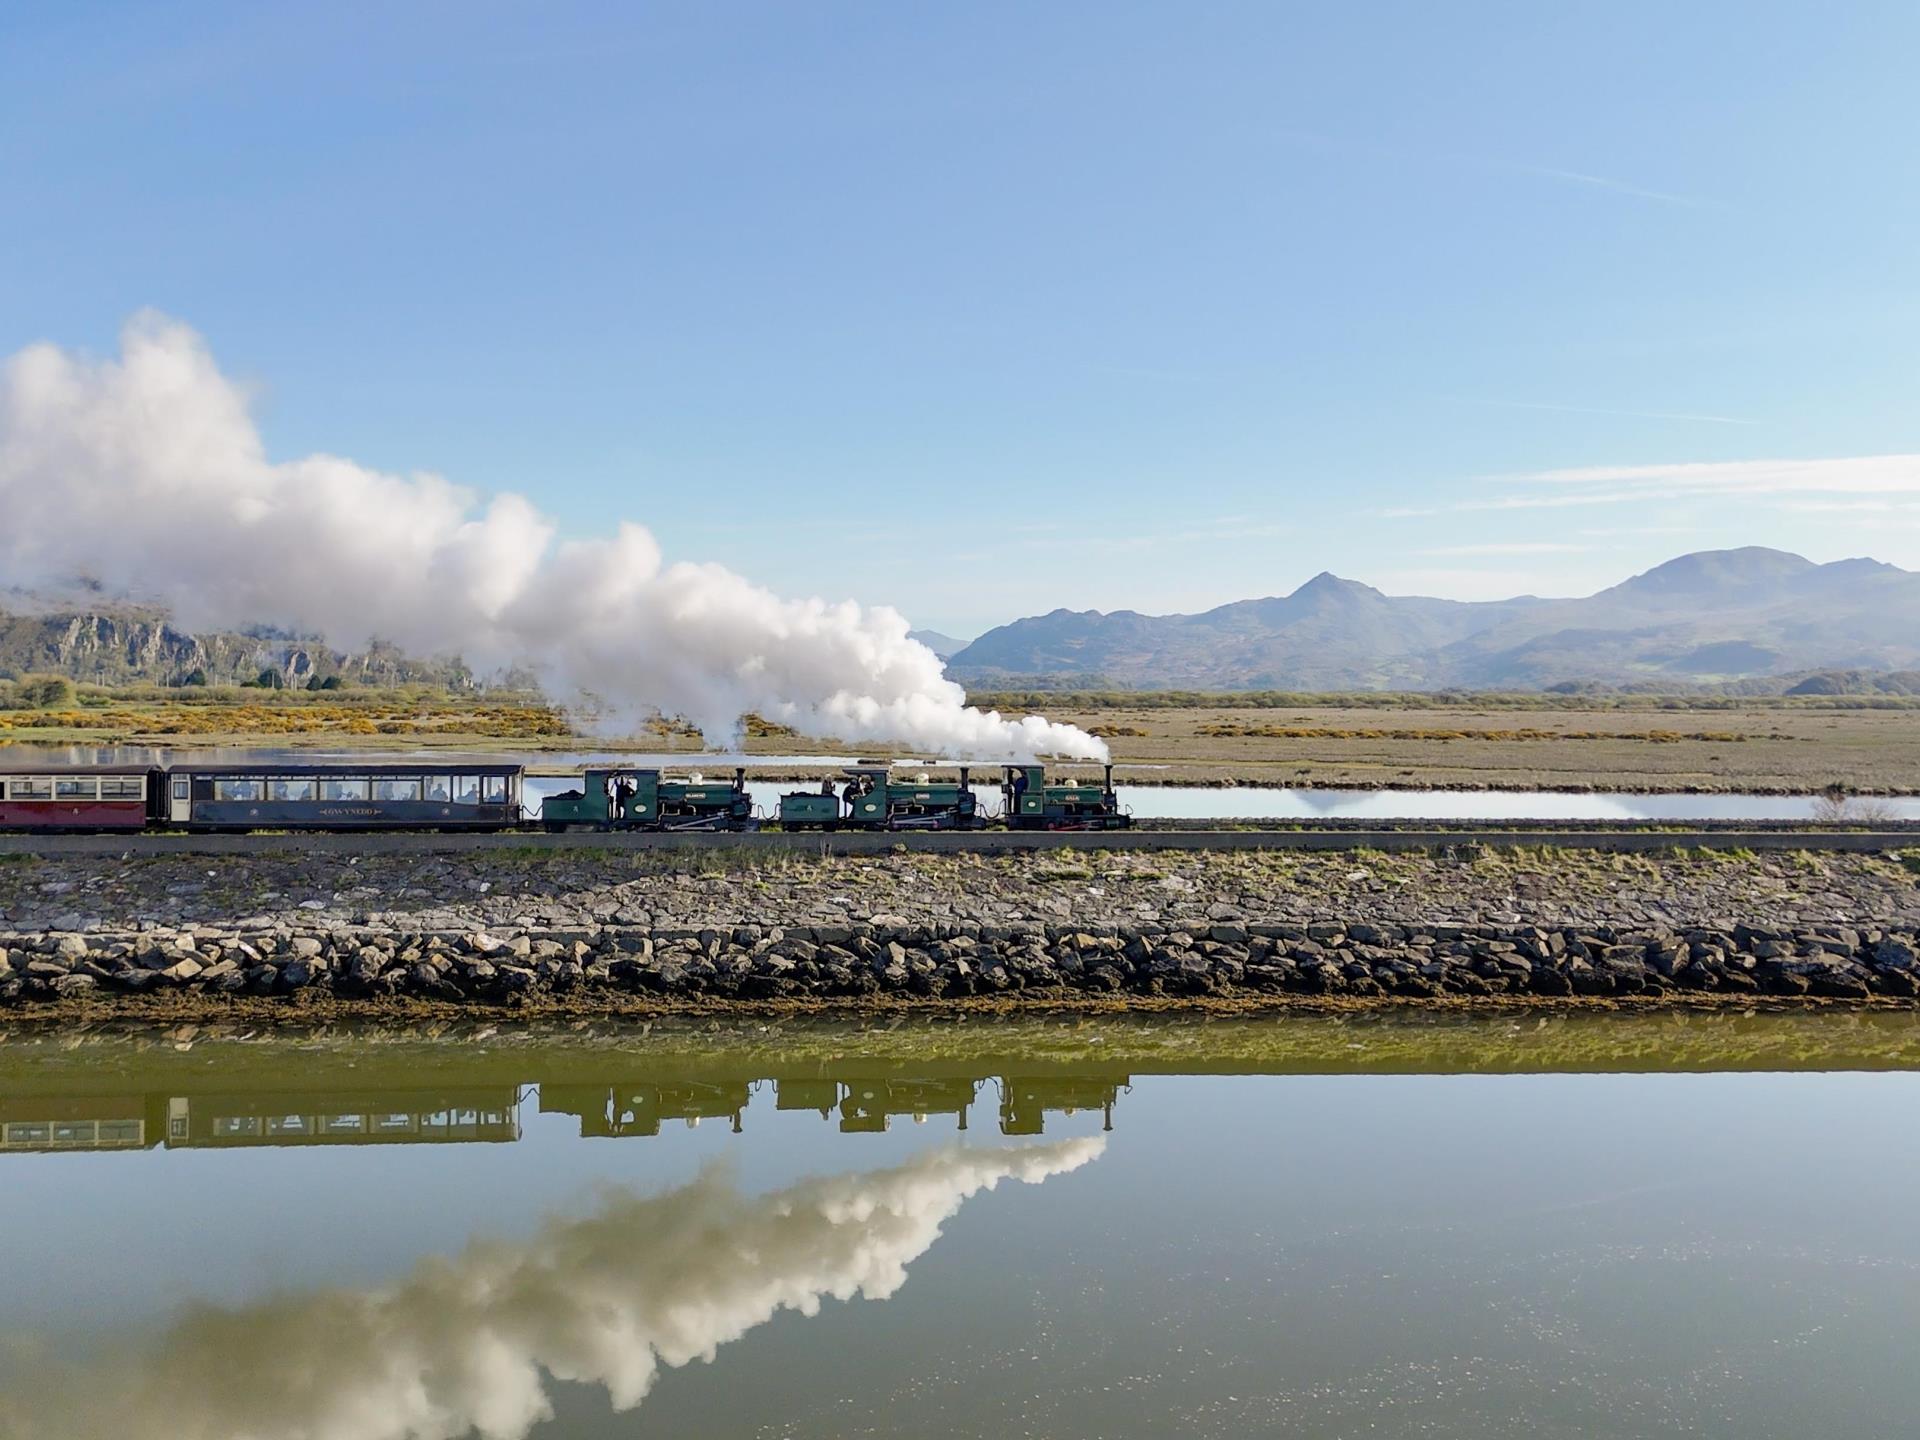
[544,762,1130,832]
[0,761,1128,833]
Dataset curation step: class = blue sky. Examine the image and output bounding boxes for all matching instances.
[2,1,1916,638]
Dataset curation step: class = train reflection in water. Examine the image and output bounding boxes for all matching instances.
[537,1071,1124,1138]
[0,1088,521,1152]
[0,1069,1126,1154]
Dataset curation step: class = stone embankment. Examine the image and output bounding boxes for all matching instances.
[2,847,1917,1011]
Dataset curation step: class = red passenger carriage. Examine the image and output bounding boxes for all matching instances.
[0,766,163,830]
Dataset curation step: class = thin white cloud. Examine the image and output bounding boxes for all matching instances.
[1493,161,1711,209]
[1385,453,1920,521]
[1774,499,1920,514]
[1576,524,1701,538]
[1453,398,1759,426]
[951,518,1288,564]
[1381,491,1647,518]
[1417,542,1594,556]
[1273,129,1709,210]
[1493,454,1920,494]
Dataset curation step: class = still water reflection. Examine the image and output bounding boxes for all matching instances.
[2,1012,1918,1439]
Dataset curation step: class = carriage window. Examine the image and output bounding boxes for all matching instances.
[320,778,372,801]
[269,778,317,802]
[55,778,99,799]
[482,776,509,804]
[13,779,52,800]
[213,779,263,802]
[374,778,422,802]
[172,778,190,801]
[424,775,451,802]
[452,776,481,805]
[100,777,145,800]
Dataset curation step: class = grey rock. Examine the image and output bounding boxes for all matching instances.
[1872,937,1918,970]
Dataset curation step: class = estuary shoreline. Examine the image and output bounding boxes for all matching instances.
[3,846,1917,1015]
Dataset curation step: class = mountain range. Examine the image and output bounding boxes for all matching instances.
[945,548,1920,691]
[7,548,1918,695]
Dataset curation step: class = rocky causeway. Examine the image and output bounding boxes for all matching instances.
[2,846,1919,1012]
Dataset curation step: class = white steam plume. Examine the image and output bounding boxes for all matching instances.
[0,1139,1103,1440]
[0,313,1106,761]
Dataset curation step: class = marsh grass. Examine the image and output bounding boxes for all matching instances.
[1033,863,1096,882]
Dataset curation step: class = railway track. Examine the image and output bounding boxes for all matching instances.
[1,822,1916,857]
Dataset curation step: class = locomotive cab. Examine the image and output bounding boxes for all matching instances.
[854,764,982,830]
[1002,763,1129,830]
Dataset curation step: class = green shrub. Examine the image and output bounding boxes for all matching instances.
[15,674,76,709]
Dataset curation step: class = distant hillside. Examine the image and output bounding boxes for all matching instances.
[0,590,474,689]
[947,548,1920,690]
[907,629,969,659]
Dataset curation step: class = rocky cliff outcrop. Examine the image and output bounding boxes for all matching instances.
[0,600,472,688]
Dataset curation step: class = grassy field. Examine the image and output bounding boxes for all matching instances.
[981,697,1920,793]
[2,685,1918,793]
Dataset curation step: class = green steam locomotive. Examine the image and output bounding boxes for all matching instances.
[539,763,1128,832]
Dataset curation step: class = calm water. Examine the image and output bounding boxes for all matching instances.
[3,1012,1919,1439]
[618,780,1920,824]
[1111,784,1920,822]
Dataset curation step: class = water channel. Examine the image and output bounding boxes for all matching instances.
[3,1011,1918,1438]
